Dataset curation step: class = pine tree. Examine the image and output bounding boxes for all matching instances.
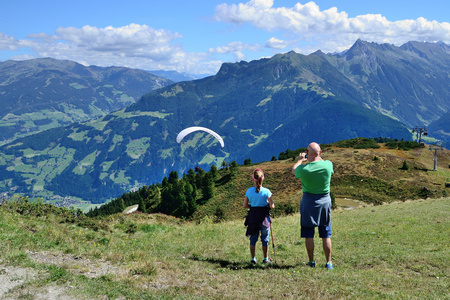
[195,167,206,189]
[187,168,196,186]
[185,181,197,216]
[186,168,197,198]
[149,186,161,212]
[221,160,228,170]
[229,160,239,176]
[210,164,218,181]
[203,172,215,200]
[118,198,125,213]
[168,170,179,184]
[401,160,410,170]
[138,197,147,213]
[162,176,169,187]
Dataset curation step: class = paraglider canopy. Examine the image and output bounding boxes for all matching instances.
[176,126,224,148]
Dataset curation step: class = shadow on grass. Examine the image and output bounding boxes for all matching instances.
[190,255,298,270]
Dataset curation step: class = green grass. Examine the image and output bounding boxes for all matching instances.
[0,197,448,299]
[125,137,151,159]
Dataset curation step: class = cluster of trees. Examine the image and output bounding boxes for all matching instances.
[87,161,240,219]
[385,140,422,150]
[373,137,421,150]
[326,137,421,151]
[278,148,303,161]
[334,138,380,149]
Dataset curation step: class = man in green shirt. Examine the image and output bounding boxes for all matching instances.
[291,142,334,270]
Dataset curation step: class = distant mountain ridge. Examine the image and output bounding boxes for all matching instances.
[0,58,173,145]
[0,40,449,203]
[148,70,211,82]
[324,40,449,127]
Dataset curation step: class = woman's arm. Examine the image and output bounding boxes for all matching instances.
[243,196,250,208]
[268,195,275,209]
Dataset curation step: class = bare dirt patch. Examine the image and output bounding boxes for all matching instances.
[0,250,129,299]
[0,262,80,300]
[26,250,128,279]
[0,263,38,299]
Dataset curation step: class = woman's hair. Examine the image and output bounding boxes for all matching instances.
[252,168,264,193]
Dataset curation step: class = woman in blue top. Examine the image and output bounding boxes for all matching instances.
[243,168,275,264]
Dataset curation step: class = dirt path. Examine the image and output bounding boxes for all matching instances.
[0,250,128,299]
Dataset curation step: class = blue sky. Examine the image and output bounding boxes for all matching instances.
[1,0,449,74]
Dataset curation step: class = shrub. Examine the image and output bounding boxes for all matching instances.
[334,138,380,149]
[214,206,225,223]
[125,223,137,234]
[386,141,421,150]
[330,192,337,209]
[130,262,156,276]
[400,160,410,170]
[274,203,297,216]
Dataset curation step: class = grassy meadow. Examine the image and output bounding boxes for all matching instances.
[0,196,449,299]
[189,142,450,222]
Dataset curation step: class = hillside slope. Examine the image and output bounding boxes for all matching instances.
[0,58,173,145]
[186,141,450,221]
[85,139,450,221]
[428,112,450,149]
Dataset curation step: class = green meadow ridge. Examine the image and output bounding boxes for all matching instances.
[87,138,450,222]
[0,191,448,298]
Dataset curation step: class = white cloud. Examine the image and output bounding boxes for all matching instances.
[45,24,186,65]
[0,33,34,51]
[214,0,450,53]
[209,41,260,61]
[2,24,218,74]
[54,24,181,57]
[0,33,19,51]
[265,37,287,49]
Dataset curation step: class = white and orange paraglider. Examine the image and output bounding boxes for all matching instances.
[176,126,224,148]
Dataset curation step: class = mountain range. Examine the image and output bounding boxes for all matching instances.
[0,58,173,145]
[148,70,211,82]
[0,40,449,204]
